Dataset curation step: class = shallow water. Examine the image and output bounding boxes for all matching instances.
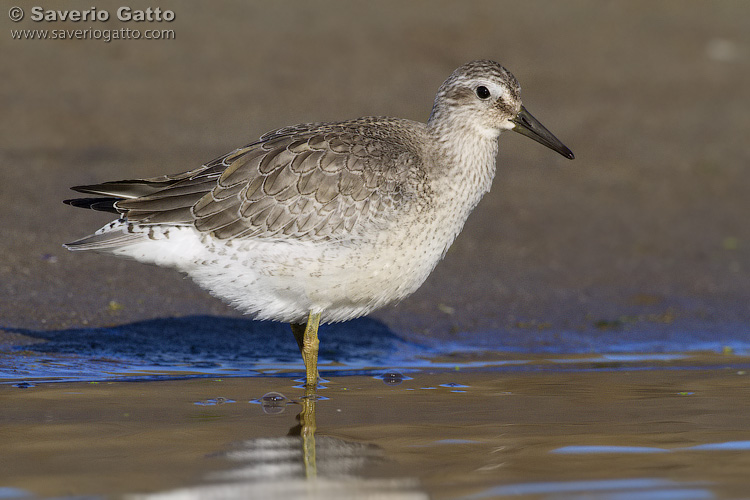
[3,345,750,499]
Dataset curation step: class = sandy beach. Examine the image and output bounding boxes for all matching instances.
[2,1,750,498]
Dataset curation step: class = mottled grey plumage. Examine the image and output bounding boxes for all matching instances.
[64,60,573,387]
[72,117,427,243]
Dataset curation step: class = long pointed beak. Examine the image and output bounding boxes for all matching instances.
[511,106,574,160]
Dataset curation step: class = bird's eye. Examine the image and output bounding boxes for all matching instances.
[475,86,491,99]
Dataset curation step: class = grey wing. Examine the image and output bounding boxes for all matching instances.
[118,128,423,241]
[192,130,422,240]
[97,152,241,224]
[66,155,231,223]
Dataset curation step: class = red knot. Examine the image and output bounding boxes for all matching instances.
[64,60,574,387]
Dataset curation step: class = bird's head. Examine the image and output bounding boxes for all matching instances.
[429,60,574,160]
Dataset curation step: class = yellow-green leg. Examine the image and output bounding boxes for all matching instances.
[290,311,321,388]
[300,384,318,479]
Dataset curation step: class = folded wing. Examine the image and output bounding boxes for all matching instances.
[66,119,424,243]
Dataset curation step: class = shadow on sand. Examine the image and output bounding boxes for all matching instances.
[1,316,435,382]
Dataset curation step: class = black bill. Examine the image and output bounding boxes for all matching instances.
[511,106,574,160]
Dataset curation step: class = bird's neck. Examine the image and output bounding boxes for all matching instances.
[427,115,500,202]
[424,116,501,256]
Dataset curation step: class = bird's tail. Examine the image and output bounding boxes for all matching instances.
[63,220,144,252]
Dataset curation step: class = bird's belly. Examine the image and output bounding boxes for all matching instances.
[181,225,445,324]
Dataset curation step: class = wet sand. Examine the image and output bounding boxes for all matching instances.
[2,0,748,340]
[4,355,750,499]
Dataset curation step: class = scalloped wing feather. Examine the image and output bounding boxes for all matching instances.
[89,119,425,242]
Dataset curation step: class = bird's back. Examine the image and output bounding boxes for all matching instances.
[65,116,432,252]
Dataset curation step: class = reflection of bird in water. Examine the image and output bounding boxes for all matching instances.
[65,60,573,388]
[129,390,428,500]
